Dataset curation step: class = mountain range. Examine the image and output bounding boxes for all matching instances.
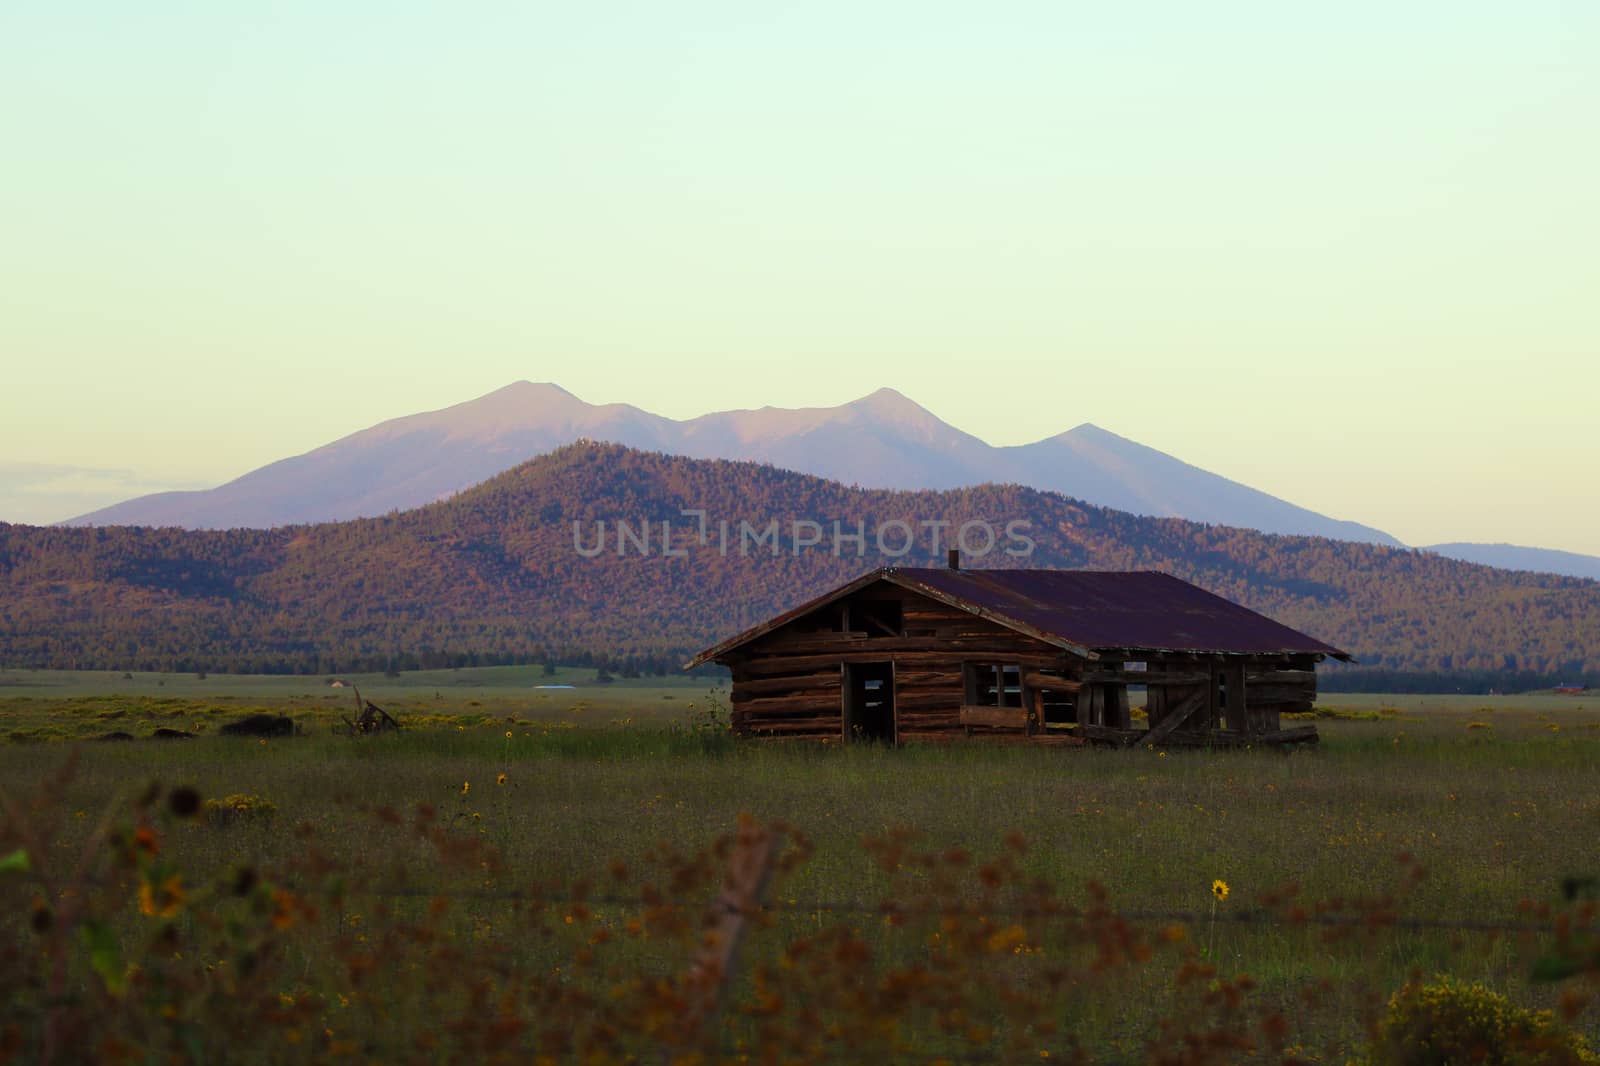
[8,443,1599,685]
[64,382,1598,581]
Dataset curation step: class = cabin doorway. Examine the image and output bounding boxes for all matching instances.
[843,661,896,743]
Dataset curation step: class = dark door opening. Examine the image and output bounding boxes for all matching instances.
[843,661,896,743]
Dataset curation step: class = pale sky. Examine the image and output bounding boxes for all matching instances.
[3,2,1597,553]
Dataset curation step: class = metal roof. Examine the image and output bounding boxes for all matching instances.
[686,566,1352,667]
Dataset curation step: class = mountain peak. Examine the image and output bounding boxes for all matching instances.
[1054,422,1125,444]
[850,386,918,410]
[497,380,576,399]
[843,386,946,430]
[480,380,581,409]
[444,380,593,428]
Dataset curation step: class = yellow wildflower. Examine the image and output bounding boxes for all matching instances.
[461,781,470,796]
[497,773,507,786]
[1211,879,1229,903]
[138,874,185,918]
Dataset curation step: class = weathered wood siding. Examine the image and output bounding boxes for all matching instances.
[727,586,1071,741]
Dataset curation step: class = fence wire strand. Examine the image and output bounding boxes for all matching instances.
[347,885,1570,934]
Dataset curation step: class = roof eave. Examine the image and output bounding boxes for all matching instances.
[1095,646,1354,662]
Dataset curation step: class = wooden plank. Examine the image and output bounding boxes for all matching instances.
[1081,670,1210,686]
[732,673,841,698]
[736,650,1068,676]
[1109,684,1131,730]
[733,693,841,715]
[1140,688,1208,749]
[1244,669,1316,685]
[1249,707,1281,733]
[896,672,966,688]
[1077,724,1143,745]
[1224,661,1249,734]
[898,709,962,721]
[730,683,838,704]
[744,718,846,735]
[750,632,868,653]
[1245,683,1317,704]
[1084,685,1104,726]
[1027,733,1087,748]
[733,706,843,724]
[901,608,987,622]
[958,705,1029,729]
[893,670,964,686]
[1146,684,1168,726]
[894,694,961,712]
[1022,671,1083,692]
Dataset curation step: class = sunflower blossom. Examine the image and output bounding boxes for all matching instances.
[139,874,185,918]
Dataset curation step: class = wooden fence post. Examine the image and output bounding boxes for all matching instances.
[680,815,785,1050]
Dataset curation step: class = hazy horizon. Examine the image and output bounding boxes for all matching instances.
[4,3,1596,553]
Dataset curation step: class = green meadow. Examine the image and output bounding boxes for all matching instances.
[2,670,1599,1062]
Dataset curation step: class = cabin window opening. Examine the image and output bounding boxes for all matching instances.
[855,600,903,637]
[966,663,1023,708]
[1040,690,1076,728]
[1030,668,1077,728]
[796,604,847,633]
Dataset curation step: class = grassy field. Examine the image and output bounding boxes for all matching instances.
[0,665,719,742]
[2,673,1599,1063]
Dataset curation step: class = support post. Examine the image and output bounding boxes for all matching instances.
[680,816,785,1049]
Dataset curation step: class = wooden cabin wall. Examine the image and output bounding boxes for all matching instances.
[1242,654,1318,733]
[726,586,1070,741]
[1136,655,1319,737]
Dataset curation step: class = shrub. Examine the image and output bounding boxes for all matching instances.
[1372,975,1597,1066]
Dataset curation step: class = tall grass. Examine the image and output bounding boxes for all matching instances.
[3,700,1599,1061]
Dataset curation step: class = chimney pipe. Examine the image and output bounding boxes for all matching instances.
[947,548,960,571]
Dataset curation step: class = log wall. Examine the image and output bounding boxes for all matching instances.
[727,587,1072,742]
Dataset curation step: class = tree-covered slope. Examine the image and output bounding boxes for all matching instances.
[4,443,1597,684]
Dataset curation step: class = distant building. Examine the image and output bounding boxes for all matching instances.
[1555,683,1588,695]
[687,554,1351,748]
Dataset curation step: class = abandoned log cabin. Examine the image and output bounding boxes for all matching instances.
[686,556,1351,748]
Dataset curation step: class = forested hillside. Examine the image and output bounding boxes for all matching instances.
[3,443,1597,687]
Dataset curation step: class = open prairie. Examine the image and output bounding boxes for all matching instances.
[3,672,1599,1062]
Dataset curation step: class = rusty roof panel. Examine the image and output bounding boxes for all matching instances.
[686,566,1351,668]
[895,568,1350,659]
